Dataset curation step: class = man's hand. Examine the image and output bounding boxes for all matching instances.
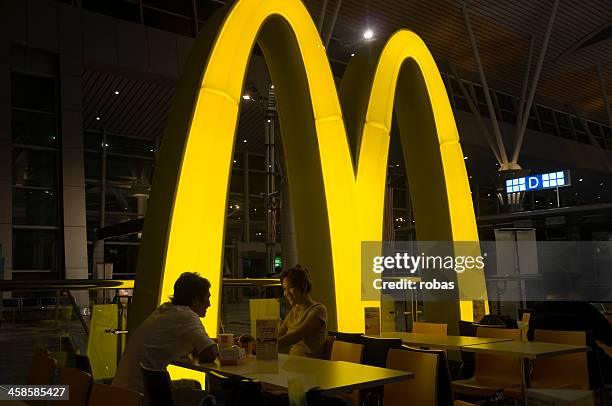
[198,344,219,363]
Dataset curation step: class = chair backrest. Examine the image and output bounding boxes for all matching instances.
[330,340,364,364]
[87,384,142,406]
[56,367,92,406]
[532,329,589,390]
[360,336,403,368]
[385,347,439,406]
[27,349,56,385]
[75,354,93,375]
[522,312,531,323]
[208,370,266,406]
[412,322,448,335]
[474,327,522,384]
[139,363,174,406]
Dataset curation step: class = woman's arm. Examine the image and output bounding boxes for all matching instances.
[278,312,322,347]
[279,317,289,337]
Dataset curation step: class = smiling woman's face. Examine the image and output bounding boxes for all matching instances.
[282,278,304,306]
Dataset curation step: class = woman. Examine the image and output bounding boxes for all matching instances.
[278,265,327,358]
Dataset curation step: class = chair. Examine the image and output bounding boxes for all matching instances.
[330,341,364,406]
[139,363,174,406]
[330,340,364,364]
[384,346,440,405]
[503,329,589,400]
[452,327,522,398]
[56,367,92,406]
[207,370,266,406]
[27,348,57,385]
[360,336,403,368]
[75,354,93,376]
[412,322,448,335]
[323,335,336,360]
[87,384,143,406]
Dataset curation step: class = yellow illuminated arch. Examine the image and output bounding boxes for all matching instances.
[130,0,486,341]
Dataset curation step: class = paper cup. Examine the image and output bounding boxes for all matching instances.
[218,333,234,348]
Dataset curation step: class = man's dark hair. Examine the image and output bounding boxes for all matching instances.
[170,272,211,306]
[280,265,312,293]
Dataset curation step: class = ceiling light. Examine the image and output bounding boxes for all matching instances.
[243,139,247,143]
[600,182,604,186]
[363,29,374,39]
[233,160,237,163]
[578,178,583,182]
[96,117,101,121]
[242,94,251,100]
[271,85,274,89]
[114,90,119,95]
[350,53,355,57]
[464,156,468,160]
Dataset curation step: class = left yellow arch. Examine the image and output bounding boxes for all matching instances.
[130,0,485,340]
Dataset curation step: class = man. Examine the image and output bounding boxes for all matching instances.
[113,272,219,397]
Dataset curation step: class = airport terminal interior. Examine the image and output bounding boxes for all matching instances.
[1,0,612,404]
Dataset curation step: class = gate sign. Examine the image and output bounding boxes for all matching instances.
[506,170,571,193]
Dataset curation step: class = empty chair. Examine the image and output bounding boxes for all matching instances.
[26,349,57,406]
[385,346,440,405]
[330,341,364,406]
[452,327,522,398]
[412,322,448,335]
[56,367,92,406]
[503,329,589,400]
[330,340,364,364]
[360,336,403,368]
[27,348,56,385]
[88,384,142,406]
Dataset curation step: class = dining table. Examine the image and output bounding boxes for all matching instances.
[172,353,414,396]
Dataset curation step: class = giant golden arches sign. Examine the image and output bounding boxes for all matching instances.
[130,0,487,337]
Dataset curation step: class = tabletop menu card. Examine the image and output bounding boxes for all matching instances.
[256,318,279,360]
[364,307,381,336]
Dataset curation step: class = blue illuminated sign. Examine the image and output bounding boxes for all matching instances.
[505,170,571,193]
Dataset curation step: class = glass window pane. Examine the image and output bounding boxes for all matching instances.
[106,156,153,183]
[11,72,56,113]
[106,134,155,156]
[12,148,58,188]
[12,110,58,147]
[105,186,137,215]
[13,229,60,271]
[84,152,101,179]
[13,188,58,226]
[104,244,140,277]
[84,131,103,151]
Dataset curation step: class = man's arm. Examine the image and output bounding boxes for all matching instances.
[198,343,219,363]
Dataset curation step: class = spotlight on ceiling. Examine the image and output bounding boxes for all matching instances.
[242,94,251,100]
[363,29,374,39]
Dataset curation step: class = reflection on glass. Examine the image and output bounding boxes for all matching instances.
[12,188,58,226]
[12,229,60,271]
[12,148,58,188]
[12,110,58,147]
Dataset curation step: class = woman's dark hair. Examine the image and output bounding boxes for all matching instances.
[280,265,312,293]
[170,272,211,306]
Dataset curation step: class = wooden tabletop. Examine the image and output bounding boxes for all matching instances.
[172,354,414,395]
[459,340,590,359]
[379,332,514,350]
